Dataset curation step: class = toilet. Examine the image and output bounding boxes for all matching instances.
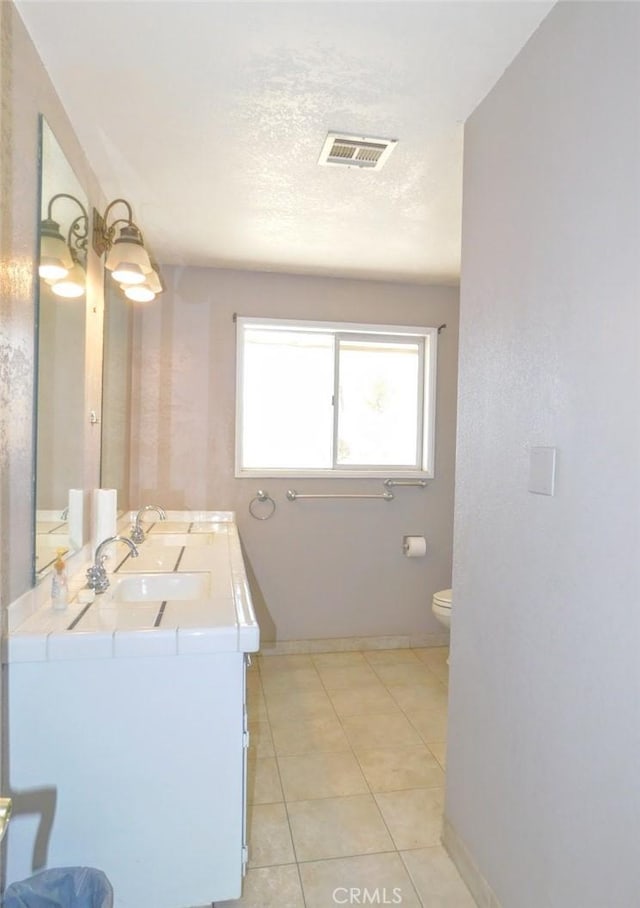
[432,588,452,629]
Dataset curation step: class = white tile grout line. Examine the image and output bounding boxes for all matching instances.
[248,648,450,907]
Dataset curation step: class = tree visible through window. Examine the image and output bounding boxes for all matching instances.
[236,318,437,477]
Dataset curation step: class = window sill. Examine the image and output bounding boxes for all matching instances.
[235,469,433,481]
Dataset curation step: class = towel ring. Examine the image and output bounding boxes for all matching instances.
[249,490,276,520]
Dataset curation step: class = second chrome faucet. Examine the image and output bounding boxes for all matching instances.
[130,504,167,544]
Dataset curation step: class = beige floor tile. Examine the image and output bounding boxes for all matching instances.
[405,708,448,745]
[259,654,315,672]
[364,648,420,665]
[316,664,379,690]
[434,662,450,679]
[412,649,450,683]
[239,651,453,904]
[300,852,421,908]
[428,739,448,769]
[372,661,445,688]
[247,802,295,867]
[247,756,284,804]
[264,689,336,722]
[247,690,268,722]
[356,745,445,793]
[287,794,394,862]
[246,672,263,691]
[270,715,351,756]
[401,846,477,908]
[217,864,304,907]
[278,751,369,801]
[248,720,275,758]
[311,651,367,668]
[388,682,449,713]
[341,712,424,752]
[329,684,402,718]
[374,788,444,850]
[260,667,324,695]
[413,646,449,669]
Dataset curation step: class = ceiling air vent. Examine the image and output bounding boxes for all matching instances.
[318,132,397,171]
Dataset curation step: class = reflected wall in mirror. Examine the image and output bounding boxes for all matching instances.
[100,278,133,513]
[35,118,88,581]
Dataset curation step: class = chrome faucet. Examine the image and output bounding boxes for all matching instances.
[130,505,167,544]
[86,535,139,593]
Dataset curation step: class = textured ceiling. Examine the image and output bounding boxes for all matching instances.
[17,1,554,285]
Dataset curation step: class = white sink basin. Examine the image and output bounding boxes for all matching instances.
[144,533,215,547]
[110,572,211,602]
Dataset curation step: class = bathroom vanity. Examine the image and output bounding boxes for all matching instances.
[5,512,259,908]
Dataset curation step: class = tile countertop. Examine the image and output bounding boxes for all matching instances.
[6,515,259,663]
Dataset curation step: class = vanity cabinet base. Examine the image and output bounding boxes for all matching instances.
[7,651,248,908]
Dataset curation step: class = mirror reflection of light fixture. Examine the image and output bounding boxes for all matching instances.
[124,266,163,303]
[49,259,86,299]
[92,199,162,302]
[39,193,88,297]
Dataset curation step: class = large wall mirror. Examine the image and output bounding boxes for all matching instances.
[34,118,88,582]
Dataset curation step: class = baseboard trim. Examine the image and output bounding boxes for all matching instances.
[442,817,503,908]
[259,632,449,655]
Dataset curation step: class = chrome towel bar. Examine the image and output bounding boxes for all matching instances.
[286,489,394,502]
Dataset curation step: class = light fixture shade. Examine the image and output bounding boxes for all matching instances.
[51,261,86,298]
[146,268,163,294]
[105,224,152,275]
[39,217,73,279]
[124,284,156,303]
[111,262,147,285]
[39,257,70,281]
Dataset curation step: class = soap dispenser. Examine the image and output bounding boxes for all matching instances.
[51,547,69,610]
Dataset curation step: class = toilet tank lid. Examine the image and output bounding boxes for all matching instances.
[433,588,452,606]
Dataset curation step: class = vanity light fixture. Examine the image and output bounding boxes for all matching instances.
[39,193,88,298]
[92,198,162,301]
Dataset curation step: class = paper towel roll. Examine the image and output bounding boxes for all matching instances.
[67,488,85,551]
[403,535,427,558]
[92,489,118,555]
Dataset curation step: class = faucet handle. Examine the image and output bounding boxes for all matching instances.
[86,564,108,593]
[130,524,145,544]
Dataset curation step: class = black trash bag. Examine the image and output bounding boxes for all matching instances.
[3,867,113,908]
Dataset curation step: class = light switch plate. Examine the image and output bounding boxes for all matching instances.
[528,446,556,496]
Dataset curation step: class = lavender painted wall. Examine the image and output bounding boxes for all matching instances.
[130,266,459,642]
[447,3,640,904]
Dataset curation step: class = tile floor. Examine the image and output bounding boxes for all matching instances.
[218,646,476,908]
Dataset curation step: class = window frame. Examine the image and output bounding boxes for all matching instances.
[235,316,438,480]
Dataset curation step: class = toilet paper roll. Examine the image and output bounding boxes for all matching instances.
[403,535,427,558]
[92,488,118,556]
